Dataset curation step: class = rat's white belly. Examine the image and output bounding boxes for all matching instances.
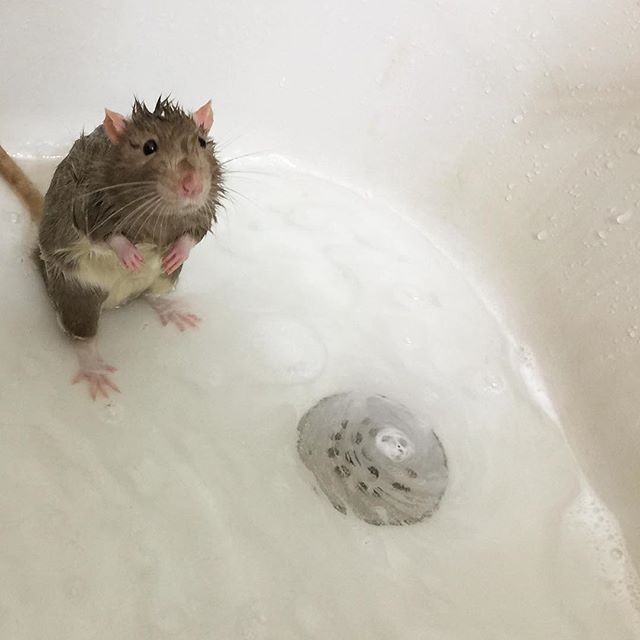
[67,239,173,308]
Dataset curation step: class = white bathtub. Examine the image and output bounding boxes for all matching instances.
[1,0,639,637]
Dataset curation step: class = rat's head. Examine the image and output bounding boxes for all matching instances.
[102,97,222,213]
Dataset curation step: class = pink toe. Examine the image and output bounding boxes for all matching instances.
[105,377,120,393]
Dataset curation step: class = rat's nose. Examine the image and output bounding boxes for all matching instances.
[179,172,203,198]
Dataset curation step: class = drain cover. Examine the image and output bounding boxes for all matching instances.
[297,392,448,525]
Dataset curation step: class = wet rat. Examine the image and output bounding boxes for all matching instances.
[0,96,223,398]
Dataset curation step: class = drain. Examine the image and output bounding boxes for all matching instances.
[297,392,448,526]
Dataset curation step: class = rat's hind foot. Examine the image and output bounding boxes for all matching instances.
[72,368,120,401]
[145,295,201,332]
[72,339,120,400]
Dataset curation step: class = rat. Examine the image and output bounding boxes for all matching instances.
[0,96,223,399]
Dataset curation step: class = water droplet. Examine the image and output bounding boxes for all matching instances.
[65,577,83,599]
[529,31,538,39]
[627,326,638,339]
[616,210,633,224]
[535,230,549,241]
[505,194,513,202]
[597,230,607,239]
[542,143,551,150]
[507,183,515,190]
[514,63,525,72]
[484,86,492,95]
[480,373,505,394]
[512,114,524,124]
[101,401,124,425]
[605,160,615,169]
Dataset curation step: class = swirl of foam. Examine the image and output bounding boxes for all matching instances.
[297,393,448,525]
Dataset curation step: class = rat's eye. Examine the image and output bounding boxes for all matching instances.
[198,137,207,149]
[143,140,158,155]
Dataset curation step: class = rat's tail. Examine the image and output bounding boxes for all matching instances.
[0,145,43,223]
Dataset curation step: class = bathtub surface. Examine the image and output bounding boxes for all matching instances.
[0,158,639,638]
[1,0,640,635]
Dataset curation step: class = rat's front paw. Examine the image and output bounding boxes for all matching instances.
[120,245,144,272]
[108,234,144,271]
[162,236,195,275]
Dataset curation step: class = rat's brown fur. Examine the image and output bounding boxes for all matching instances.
[2,96,223,340]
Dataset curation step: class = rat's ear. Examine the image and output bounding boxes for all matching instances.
[193,100,213,132]
[103,109,128,144]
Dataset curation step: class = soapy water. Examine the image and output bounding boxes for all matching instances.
[0,156,639,639]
